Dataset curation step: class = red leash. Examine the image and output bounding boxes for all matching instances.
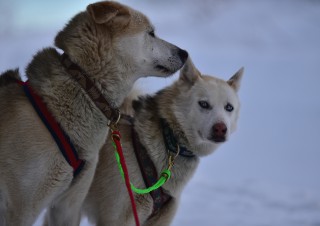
[111,130,140,226]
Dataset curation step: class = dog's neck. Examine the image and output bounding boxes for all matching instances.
[134,97,199,196]
[61,52,138,113]
[60,53,121,123]
[160,118,195,158]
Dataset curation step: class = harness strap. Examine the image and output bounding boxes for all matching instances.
[131,127,172,216]
[18,80,85,176]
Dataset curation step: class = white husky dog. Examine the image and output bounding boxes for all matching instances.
[0,1,187,225]
[83,57,243,226]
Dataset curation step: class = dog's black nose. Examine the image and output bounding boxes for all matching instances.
[178,49,188,63]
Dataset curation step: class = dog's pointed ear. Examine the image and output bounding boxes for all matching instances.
[227,67,244,92]
[179,57,201,85]
[87,1,130,25]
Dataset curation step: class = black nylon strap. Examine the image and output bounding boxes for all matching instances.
[131,127,172,216]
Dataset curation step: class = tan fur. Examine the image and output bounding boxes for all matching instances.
[0,1,187,226]
[83,57,244,225]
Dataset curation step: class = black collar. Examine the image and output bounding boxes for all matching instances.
[161,118,195,158]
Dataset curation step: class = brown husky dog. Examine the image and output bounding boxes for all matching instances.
[83,57,243,225]
[0,1,187,225]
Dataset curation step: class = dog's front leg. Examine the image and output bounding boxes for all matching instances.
[43,203,81,226]
[143,198,178,226]
[43,161,97,226]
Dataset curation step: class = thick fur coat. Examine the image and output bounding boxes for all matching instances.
[0,1,187,225]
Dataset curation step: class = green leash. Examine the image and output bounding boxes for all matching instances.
[113,143,175,194]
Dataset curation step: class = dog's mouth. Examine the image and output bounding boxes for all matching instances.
[210,136,226,143]
[199,130,226,143]
[155,65,172,74]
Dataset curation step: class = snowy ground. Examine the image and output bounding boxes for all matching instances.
[1,0,320,225]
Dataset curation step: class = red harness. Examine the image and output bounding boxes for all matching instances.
[18,80,85,176]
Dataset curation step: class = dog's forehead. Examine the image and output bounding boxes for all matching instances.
[201,75,226,90]
[127,9,153,32]
[196,75,237,100]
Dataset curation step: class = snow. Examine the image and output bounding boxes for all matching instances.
[1,0,320,225]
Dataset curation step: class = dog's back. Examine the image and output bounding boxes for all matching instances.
[0,69,21,87]
[0,69,25,113]
[0,68,26,112]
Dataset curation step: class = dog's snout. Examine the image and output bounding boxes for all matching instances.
[178,49,188,63]
[210,122,227,143]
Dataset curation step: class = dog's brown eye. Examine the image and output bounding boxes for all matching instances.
[198,101,211,109]
[225,103,234,112]
[148,30,155,37]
